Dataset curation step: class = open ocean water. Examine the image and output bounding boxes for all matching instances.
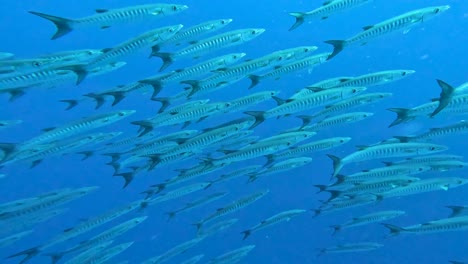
[0,0,467,263]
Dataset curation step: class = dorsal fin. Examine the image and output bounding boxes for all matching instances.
[323,0,335,5]
[42,127,56,132]
[306,87,325,92]
[102,48,112,53]
[274,65,282,70]
[95,9,108,13]
[356,145,369,150]
[363,25,374,30]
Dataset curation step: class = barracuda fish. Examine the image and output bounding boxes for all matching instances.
[331,164,430,186]
[265,137,350,166]
[71,24,183,84]
[327,142,447,177]
[38,49,104,63]
[30,4,188,39]
[142,237,205,264]
[194,190,269,230]
[152,28,265,71]
[325,5,450,59]
[141,53,246,95]
[383,215,468,236]
[382,154,464,167]
[446,205,468,218]
[45,216,146,263]
[0,58,59,76]
[334,70,415,88]
[241,209,306,239]
[142,182,210,206]
[245,86,366,129]
[430,79,468,117]
[0,209,67,235]
[248,52,330,88]
[198,218,239,237]
[318,242,383,255]
[249,157,312,182]
[288,0,372,31]
[224,91,279,113]
[82,241,134,264]
[181,254,204,264]
[331,210,405,235]
[376,177,468,200]
[388,94,468,127]
[207,165,262,188]
[300,111,373,131]
[166,192,228,220]
[152,18,233,52]
[314,195,378,216]
[44,199,142,263]
[0,119,22,130]
[209,245,256,264]
[0,230,33,248]
[299,92,391,122]
[62,240,114,264]
[0,52,14,60]
[292,76,354,99]
[394,120,468,143]
[132,102,230,136]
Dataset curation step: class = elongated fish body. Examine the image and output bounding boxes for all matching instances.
[241,209,306,239]
[0,68,75,91]
[38,49,104,66]
[335,177,420,199]
[128,129,199,155]
[20,110,135,150]
[267,137,351,166]
[182,74,245,98]
[333,164,430,186]
[383,215,468,236]
[376,177,468,200]
[198,218,239,237]
[30,4,188,39]
[167,192,228,220]
[195,190,269,229]
[82,242,133,264]
[431,79,468,117]
[256,131,316,145]
[251,157,312,181]
[302,112,373,131]
[325,5,450,59]
[0,58,60,77]
[210,165,263,187]
[319,242,383,255]
[0,52,14,60]
[152,18,233,52]
[245,86,366,129]
[144,182,210,205]
[0,230,33,248]
[388,94,468,127]
[316,195,378,215]
[62,241,114,264]
[395,120,468,143]
[292,76,354,99]
[383,154,464,167]
[181,254,204,264]
[142,237,204,264]
[335,70,415,88]
[224,91,279,114]
[332,210,405,234]
[0,119,23,130]
[288,0,372,31]
[209,245,256,264]
[152,28,265,71]
[327,142,448,177]
[248,52,330,88]
[303,92,391,121]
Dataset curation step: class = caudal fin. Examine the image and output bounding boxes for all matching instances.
[28,11,74,40]
[151,97,172,113]
[59,99,79,110]
[381,223,404,236]
[431,79,455,117]
[151,52,174,72]
[241,230,252,240]
[393,136,414,143]
[244,111,266,129]
[324,40,346,60]
[180,80,201,98]
[139,79,164,98]
[247,74,262,89]
[83,93,107,109]
[330,225,341,236]
[297,115,313,128]
[114,172,136,188]
[104,91,127,107]
[326,154,343,179]
[8,246,40,264]
[131,121,155,137]
[387,108,412,127]
[288,12,306,31]
[446,205,467,218]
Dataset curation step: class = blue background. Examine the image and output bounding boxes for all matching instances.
[0,0,467,263]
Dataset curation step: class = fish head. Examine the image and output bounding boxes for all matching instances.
[209,18,233,29]
[240,28,266,41]
[105,110,136,123]
[419,5,450,20]
[269,90,281,97]
[156,24,184,41]
[159,4,189,15]
[224,53,246,64]
[336,137,352,145]
[421,143,448,154]
[280,46,319,61]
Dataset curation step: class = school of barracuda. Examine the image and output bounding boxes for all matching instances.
[0,1,466,263]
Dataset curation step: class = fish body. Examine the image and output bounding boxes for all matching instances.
[331,210,405,234]
[319,242,383,255]
[383,215,468,236]
[241,209,306,239]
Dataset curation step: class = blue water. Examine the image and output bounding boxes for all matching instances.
[1,0,467,263]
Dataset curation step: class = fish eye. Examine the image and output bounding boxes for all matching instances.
[430,147,436,150]
[278,56,283,60]
[233,55,238,59]
[352,88,357,93]
[251,30,256,35]
[221,20,226,24]
[33,61,41,67]
[340,139,344,143]
[172,5,178,11]
[270,92,275,95]
[401,72,407,76]
[434,8,440,13]
[304,48,310,52]
[118,112,125,117]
